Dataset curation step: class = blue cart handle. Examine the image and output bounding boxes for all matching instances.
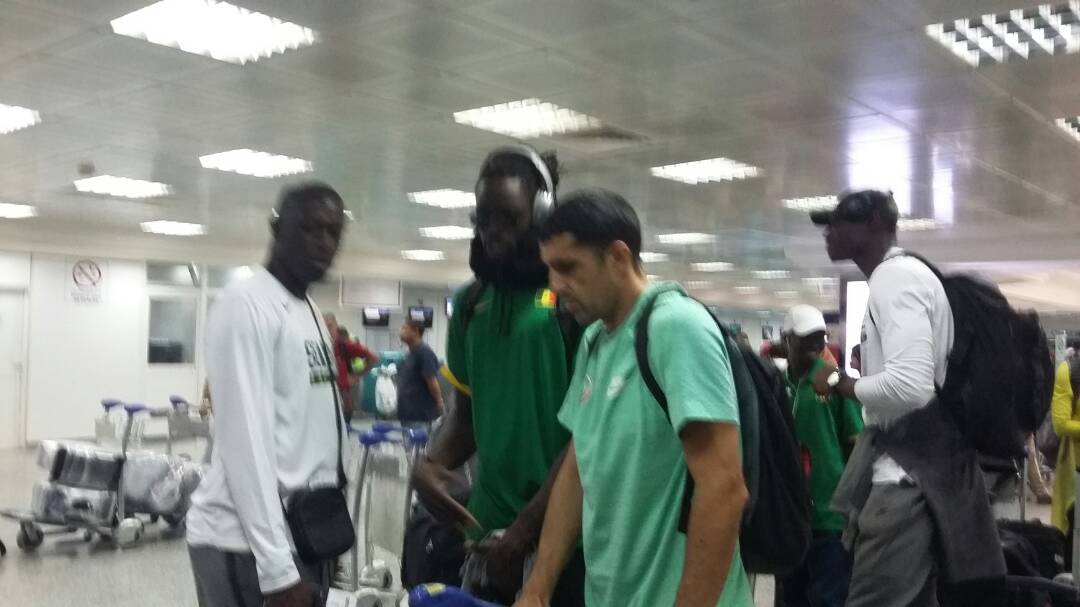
[124,403,147,415]
[101,399,124,412]
[169,395,190,409]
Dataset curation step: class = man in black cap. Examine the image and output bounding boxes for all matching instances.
[808,191,1003,607]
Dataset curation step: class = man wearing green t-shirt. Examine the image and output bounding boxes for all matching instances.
[411,145,584,605]
[516,188,752,607]
[778,304,863,607]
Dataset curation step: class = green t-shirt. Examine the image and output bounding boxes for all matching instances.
[444,283,572,533]
[558,283,753,607]
[784,357,864,531]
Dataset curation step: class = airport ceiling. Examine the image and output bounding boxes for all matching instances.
[3,0,1080,308]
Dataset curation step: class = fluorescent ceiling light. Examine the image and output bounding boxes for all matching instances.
[650,157,761,184]
[110,0,317,65]
[343,210,355,221]
[926,3,1080,66]
[691,261,734,272]
[647,274,661,282]
[753,270,791,280]
[141,220,205,236]
[803,277,839,287]
[199,149,312,178]
[735,285,761,294]
[408,189,476,209]
[0,202,37,219]
[783,195,836,212]
[0,103,42,134]
[401,249,445,261]
[657,232,716,245]
[640,252,670,263]
[685,280,712,290]
[897,217,941,232]
[453,98,601,138]
[75,175,171,199]
[420,225,474,240]
[775,290,799,298]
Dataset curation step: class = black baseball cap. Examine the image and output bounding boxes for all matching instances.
[809,190,899,229]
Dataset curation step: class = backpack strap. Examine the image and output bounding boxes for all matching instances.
[634,295,669,420]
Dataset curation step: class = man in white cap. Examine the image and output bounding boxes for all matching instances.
[777,305,863,607]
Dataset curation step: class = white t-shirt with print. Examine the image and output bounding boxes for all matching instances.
[186,266,344,593]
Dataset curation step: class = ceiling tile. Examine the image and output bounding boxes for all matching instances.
[352,11,536,70]
[462,0,645,42]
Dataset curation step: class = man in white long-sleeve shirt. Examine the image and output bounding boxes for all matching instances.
[808,190,954,607]
[186,182,347,607]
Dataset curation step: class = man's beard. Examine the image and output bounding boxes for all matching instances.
[469,233,548,290]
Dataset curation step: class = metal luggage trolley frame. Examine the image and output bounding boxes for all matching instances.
[345,422,428,605]
[164,395,213,460]
[0,400,151,551]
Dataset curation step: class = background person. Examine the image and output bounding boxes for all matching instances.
[324,313,378,422]
[778,304,863,607]
[397,318,444,427]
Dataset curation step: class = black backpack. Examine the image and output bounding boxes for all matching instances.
[902,253,1053,458]
[635,292,811,575]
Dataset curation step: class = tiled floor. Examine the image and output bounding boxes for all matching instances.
[1,438,1049,606]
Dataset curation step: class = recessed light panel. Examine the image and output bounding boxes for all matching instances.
[401,249,445,261]
[453,98,601,138]
[735,285,761,294]
[783,195,836,212]
[753,270,791,280]
[199,149,312,178]
[776,290,799,298]
[419,226,474,240]
[685,280,712,290]
[691,261,734,272]
[925,3,1080,66]
[0,103,42,134]
[408,189,476,209]
[141,220,205,236]
[75,175,171,199]
[640,252,670,263]
[110,0,317,65]
[657,232,717,245]
[0,203,37,219]
[651,157,761,184]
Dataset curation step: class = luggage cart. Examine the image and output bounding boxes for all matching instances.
[164,395,213,461]
[1,402,149,550]
[345,423,428,606]
[1,401,203,552]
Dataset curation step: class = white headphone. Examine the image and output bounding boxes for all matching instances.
[478,144,556,226]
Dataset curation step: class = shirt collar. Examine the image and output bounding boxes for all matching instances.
[254,265,306,306]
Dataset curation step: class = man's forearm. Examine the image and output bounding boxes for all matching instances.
[520,445,582,601]
[674,480,747,607]
[426,390,475,469]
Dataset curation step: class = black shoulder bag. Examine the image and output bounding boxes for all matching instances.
[284,299,356,564]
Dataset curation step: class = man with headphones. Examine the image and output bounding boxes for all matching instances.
[412,144,586,605]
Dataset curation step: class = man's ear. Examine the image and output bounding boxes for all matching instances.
[608,240,635,268]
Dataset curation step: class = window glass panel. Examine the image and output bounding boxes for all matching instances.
[148,297,197,364]
[147,262,199,287]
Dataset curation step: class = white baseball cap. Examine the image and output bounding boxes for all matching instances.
[784,304,827,337]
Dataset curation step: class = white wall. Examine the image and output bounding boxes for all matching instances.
[23,254,199,441]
